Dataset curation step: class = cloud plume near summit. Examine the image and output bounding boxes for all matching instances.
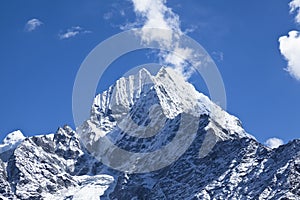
[128,0,197,79]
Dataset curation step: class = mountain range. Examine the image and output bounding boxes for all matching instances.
[0,67,299,199]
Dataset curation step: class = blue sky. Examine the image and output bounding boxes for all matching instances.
[0,0,299,146]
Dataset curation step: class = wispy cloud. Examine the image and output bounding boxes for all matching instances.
[265,137,284,149]
[212,51,224,62]
[103,12,113,20]
[58,26,92,40]
[279,31,300,80]
[25,18,43,32]
[290,0,300,24]
[102,3,129,22]
[127,0,197,79]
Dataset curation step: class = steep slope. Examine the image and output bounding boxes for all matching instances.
[0,67,299,199]
[79,67,300,199]
[79,67,252,173]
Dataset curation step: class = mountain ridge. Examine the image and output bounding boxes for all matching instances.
[0,67,299,199]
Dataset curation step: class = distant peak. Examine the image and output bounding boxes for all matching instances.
[0,130,25,154]
[2,130,25,144]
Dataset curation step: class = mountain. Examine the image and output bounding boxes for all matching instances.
[0,67,299,199]
[0,131,25,155]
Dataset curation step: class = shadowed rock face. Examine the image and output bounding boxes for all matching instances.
[0,67,299,199]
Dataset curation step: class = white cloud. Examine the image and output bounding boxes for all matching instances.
[25,18,43,32]
[131,0,181,46]
[59,26,92,40]
[290,0,300,24]
[129,0,196,79]
[212,51,224,62]
[163,46,196,78]
[265,138,284,149]
[279,31,300,80]
[278,1,300,80]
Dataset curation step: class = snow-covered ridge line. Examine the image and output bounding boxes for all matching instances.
[92,67,253,140]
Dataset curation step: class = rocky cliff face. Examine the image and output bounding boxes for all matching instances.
[0,67,299,199]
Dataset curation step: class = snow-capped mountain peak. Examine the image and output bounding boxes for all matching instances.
[91,67,251,141]
[1,66,299,199]
[0,130,25,154]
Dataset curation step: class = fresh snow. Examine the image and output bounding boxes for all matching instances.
[0,130,25,153]
[91,67,254,141]
[43,175,114,200]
